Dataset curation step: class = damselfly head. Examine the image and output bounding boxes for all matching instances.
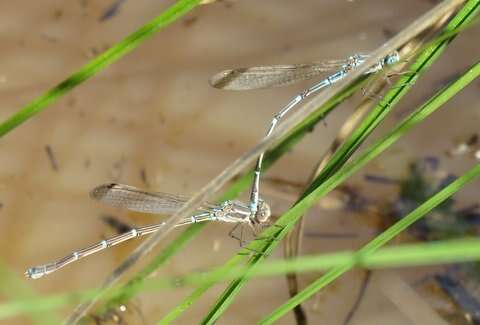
[384,51,400,66]
[255,199,271,223]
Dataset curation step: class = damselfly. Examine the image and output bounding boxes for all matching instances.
[25,183,271,279]
[26,52,399,279]
[210,51,401,218]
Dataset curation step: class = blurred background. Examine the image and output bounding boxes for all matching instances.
[0,0,479,324]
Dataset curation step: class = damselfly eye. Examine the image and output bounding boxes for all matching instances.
[256,200,271,223]
[385,51,400,66]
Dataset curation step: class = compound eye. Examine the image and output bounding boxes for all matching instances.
[386,52,400,65]
[256,201,271,223]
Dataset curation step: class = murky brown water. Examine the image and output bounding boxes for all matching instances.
[0,0,479,324]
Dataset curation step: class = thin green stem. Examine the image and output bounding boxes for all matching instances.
[260,162,480,324]
[4,237,480,320]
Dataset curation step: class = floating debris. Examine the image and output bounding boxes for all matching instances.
[44,145,59,171]
[40,33,59,43]
[99,0,126,22]
[382,27,396,39]
[85,44,111,59]
[52,8,63,20]
[364,173,399,185]
[183,16,198,28]
[111,157,126,181]
[446,133,479,160]
[140,168,149,188]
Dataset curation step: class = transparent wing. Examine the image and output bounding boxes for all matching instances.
[90,183,217,215]
[209,60,350,90]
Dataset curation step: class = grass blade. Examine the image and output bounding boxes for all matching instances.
[179,238,480,283]
[260,162,480,324]
[200,2,480,323]
[5,236,480,321]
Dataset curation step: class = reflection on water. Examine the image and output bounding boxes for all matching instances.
[87,301,147,325]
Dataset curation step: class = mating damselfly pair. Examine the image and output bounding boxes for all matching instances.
[26,51,400,279]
